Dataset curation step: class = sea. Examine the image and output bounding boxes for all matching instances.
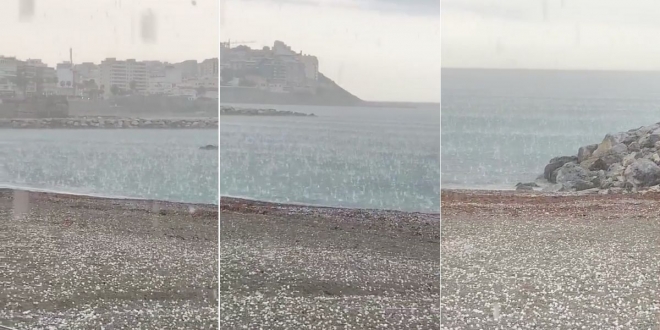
[442,68,660,190]
[0,129,218,204]
[220,103,440,213]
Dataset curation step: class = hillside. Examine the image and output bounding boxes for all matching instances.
[220,72,363,107]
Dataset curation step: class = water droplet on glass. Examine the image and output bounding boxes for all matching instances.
[19,0,35,21]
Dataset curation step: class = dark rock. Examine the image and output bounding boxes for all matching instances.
[607,163,624,177]
[586,158,609,171]
[624,158,660,188]
[556,163,592,191]
[600,177,614,189]
[199,145,218,150]
[515,182,539,191]
[573,180,596,191]
[590,170,606,188]
[584,143,627,171]
[577,144,598,163]
[544,156,578,183]
[628,141,641,152]
[639,128,660,148]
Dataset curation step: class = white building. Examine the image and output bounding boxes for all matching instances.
[0,56,19,95]
[300,55,319,82]
[25,59,46,67]
[41,67,58,95]
[56,62,74,89]
[147,80,176,95]
[146,65,182,95]
[100,58,147,98]
[179,76,218,90]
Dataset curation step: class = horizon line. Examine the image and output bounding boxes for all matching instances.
[442,67,660,73]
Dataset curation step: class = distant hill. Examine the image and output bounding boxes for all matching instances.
[220,72,363,106]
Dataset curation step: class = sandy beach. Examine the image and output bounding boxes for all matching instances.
[442,189,660,329]
[219,197,440,329]
[0,190,218,330]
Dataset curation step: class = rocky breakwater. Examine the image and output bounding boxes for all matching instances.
[524,122,660,195]
[0,117,218,129]
[220,106,315,117]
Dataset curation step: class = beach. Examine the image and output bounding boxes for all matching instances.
[442,189,660,329]
[219,197,440,329]
[0,190,218,330]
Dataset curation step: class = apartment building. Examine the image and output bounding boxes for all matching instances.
[74,62,101,84]
[100,58,147,98]
[199,58,219,77]
[0,56,19,95]
[147,65,182,95]
[174,60,199,79]
[300,55,319,82]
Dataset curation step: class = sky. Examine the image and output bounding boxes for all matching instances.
[221,0,441,103]
[0,0,218,66]
[443,0,660,71]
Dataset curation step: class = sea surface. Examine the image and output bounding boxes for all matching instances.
[220,104,440,213]
[442,68,660,189]
[0,129,218,204]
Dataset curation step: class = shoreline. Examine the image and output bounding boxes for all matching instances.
[0,117,218,129]
[220,195,439,215]
[0,184,218,207]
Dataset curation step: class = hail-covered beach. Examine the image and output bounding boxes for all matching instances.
[442,122,660,328]
[0,190,218,329]
[220,197,440,329]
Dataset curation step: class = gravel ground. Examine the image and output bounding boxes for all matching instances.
[220,197,440,329]
[442,189,660,329]
[0,190,218,330]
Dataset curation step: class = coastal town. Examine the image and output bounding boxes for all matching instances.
[220,40,319,94]
[0,41,359,114]
[0,50,219,101]
[0,40,321,101]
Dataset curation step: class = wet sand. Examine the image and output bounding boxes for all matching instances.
[0,190,218,330]
[219,197,440,329]
[442,189,660,329]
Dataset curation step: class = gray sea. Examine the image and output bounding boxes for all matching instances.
[220,104,440,213]
[442,68,660,190]
[0,129,218,204]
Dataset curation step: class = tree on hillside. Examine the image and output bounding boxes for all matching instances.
[110,84,120,96]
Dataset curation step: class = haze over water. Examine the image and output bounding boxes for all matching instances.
[442,68,660,190]
[220,104,440,213]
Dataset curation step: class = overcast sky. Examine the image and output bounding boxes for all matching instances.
[0,0,218,66]
[222,0,440,103]
[443,0,660,70]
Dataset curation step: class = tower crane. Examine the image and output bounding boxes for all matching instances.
[222,40,256,48]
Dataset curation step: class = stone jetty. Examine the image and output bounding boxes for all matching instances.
[220,105,315,117]
[0,117,218,129]
[520,121,660,194]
